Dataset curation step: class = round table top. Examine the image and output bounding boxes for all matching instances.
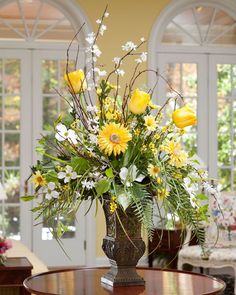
[23,267,225,295]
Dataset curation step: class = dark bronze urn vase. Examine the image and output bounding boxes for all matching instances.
[101,199,146,286]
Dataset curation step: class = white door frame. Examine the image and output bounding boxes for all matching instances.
[155,53,208,166]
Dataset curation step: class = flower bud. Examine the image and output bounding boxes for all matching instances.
[128,89,150,115]
[172,105,197,128]
[64,69,87,93]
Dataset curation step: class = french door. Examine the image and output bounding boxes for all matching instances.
[156,53,236,191]
[0,48,87,267]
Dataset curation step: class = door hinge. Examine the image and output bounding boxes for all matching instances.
[84,240,87,251]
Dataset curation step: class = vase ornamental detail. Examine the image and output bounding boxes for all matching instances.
[101,199,145,286]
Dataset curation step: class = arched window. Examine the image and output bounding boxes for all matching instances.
[149,0,236,192]
[0,0,94,267]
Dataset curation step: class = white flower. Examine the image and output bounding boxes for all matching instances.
[135,52,147,64]
[115,69,125,76]
[86,32,95,44]
[58,165,78,183]
[92,44,101,57]
[55,123,78,144]
[113,57,122,65]
[140,37,145,42]
[100,24,107,35]
[43,182,59,200]
[89,134,98,145]
[119,165,145,187]
[87,105,98,113]
[104,12,109,18]
[94,67,107,77]
[122,41,137,51]
[81,179,95,189]
[96,19,102,24]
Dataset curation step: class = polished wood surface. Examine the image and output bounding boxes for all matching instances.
[24,267,225,295]
[0,257,33,295]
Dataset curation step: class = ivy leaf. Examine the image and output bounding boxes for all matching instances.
[95,179,110,197]
[70,157,90,174]
[105,168,114,178]
[45,171,58,183]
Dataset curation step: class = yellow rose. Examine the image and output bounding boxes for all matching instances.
[64,69,87,93]
[172,105,197,128]
[128,89,150,114]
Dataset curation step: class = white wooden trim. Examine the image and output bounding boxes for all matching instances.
[0,49,33,248]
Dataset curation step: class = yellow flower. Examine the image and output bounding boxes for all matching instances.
[144,115,157,131]
[31,171,46,187]
[156,177,162,184]
[128,89,150,114]
[148,164,160,177]
[154,133,161,140]
[163,141,187,168]
[98,123,132,156]
[148,101,160,109]
[110,195,117,213]
[157,188,169,200]
[172,105,197,128]
[64,69,87,93]
[96,88,102,95]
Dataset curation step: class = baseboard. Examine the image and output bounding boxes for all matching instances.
[95,256,148,267]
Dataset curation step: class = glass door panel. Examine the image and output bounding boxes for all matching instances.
[216,62,236,191]
[0,58,21,238]
[32,50,86,267]
[156,54,208,163]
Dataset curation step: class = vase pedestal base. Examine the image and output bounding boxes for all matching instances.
[101,265,145,286]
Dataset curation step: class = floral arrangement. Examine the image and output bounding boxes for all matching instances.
[0,237,12,265]
[22,7,213,247]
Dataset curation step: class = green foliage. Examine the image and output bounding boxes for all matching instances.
[95,179,110,197]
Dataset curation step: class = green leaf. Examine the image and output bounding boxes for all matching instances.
[21,195,35,202]
[70,157,90,174]
[38,137,46,145]
[45,171,58,183]
[95,179,110,197]
[35,146,45,155]
[105,168,114,178]
[196,193,208,201]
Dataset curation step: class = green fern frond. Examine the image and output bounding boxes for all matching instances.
[129,184,155,239]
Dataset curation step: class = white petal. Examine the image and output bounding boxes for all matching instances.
[58,172,66,179]
[130,165,138,181]
[66,165,73,173]
[135,174,145,182]
[48,182,55,190]
[64,177,70,183]
[71,172,78,179]
[52,191,59,199]
[119,167,128,181]
[55,133,65,142]
[45,194,52,200]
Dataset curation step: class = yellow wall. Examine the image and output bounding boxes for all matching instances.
[76,0,171,257]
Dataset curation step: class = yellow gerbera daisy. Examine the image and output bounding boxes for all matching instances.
[162,141,187,168]
[98,123,132,156]
[144,115,157,131]
[148,164,160,177]
[31,171,46,187]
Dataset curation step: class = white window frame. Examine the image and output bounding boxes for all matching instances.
[148,0,236,182]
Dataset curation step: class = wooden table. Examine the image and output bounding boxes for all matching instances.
[0,257,33,295]
[23,267,225,295]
